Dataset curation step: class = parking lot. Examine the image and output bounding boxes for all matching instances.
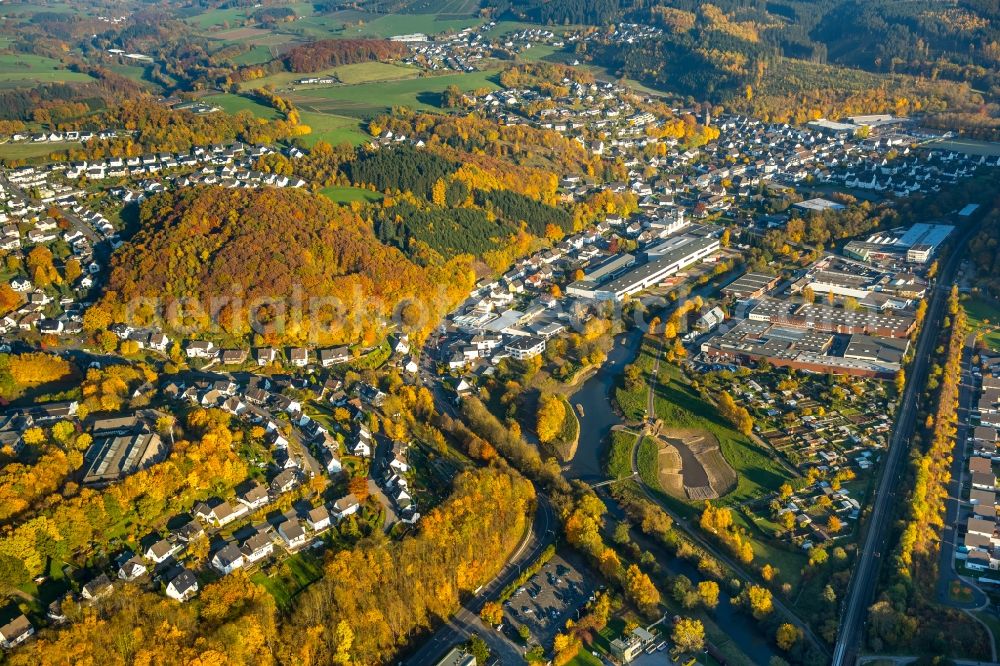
[502,551,596,649]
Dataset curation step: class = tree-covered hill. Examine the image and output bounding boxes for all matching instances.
[89,187,475,346]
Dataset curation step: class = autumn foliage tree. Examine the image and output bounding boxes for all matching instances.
[672,617,705,653]
[536,393,566,444]
[717,390,754,436]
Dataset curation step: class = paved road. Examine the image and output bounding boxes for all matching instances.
[401,495,556,665]
[832,227,976,666]
[936,333,990,611]
[0,174,102,245]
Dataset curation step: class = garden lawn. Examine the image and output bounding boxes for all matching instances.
[964,296,1000,352]
[252,549,324,610]
[566,650,603,666]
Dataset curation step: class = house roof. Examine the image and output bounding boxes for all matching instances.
[241,531,272,553]
[213,543,243,567]
[0,614,32,640]
[334,494,359,512]
[147,539,174,559]
[279,519,305,541]
[307,506,330,524]
[169,569,198,594]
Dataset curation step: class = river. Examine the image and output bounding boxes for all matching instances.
[566,322,777,665]
[564,326,646,482]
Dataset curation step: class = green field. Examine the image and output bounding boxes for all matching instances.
[0,141,82,162]
[289,69,500,118]
[320,185,384,204]
[607,430,637,479]
[231,45,275,66]
[0,54,93,86]
[299,111,369,146]
[361,14,481,37]
[186,6,255,29]
[239,61,420,91]
[566,650,603,666]
[201,92,282,120]
[965,296,1000,351]
[516,43,565,63]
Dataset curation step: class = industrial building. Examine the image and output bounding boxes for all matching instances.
[722,272,780,300]
[844,223,954,265]
[82,419,168,487]
[568,235,720,301]
[700,320,904,378]
[748,297,915,338]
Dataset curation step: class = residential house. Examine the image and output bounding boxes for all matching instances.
[319,347,350,367]
[219,349,248,365]
[289,348,309,367]
[166,569,199,602]
[193,499,248,527]
[118,557,148,581]
[333,494,360,520]
[237,482,270,512]
[306,505,331,532]
[81,574,114,601]
[185,341,216,359]
[211,543,245,575]
[256,347,278,366]
[241,531,274,564]
[278,519,307,550]
[270,468,298,494]
[144,538,178,564]
[0,615,33,649]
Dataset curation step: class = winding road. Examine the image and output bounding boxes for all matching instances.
[401,495,556,665]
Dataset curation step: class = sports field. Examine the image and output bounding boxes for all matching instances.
[930,138,1000,157]
[289,69,500,118]
[0,141,83,162]
[0,54,94,86]
[238,61,419,91]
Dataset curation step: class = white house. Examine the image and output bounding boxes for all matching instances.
[0,614,34,649]
[144,539,178,564]
[118,557,147,581]
[166,569,199,602]
[211,543,245,575]
[241,531,274,564]
[306,505,332,532]
[333,494,360,520]
[278,519,307,550]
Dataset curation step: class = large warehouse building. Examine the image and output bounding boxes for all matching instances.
[568,235,720,302]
